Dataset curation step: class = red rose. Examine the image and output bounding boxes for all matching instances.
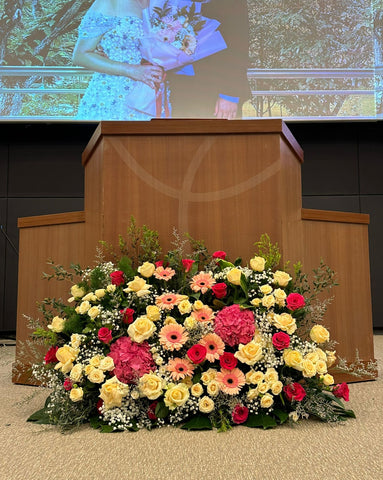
[212,282,228,299]
[232,404,249,424]
[148,401,158,420]
[286,293,306,311]
[212,250,227,260]
[63,378,73,391]
[110,270,125,286]
[182,259,195,273]
[120,307,135,324]
[44,346,59,364]
[333,382,350,402]
[97,398,104,415]
[272,332,290,350]
[155,261,163,268]
[283,383,306,401]
[187,344,207,364]
[98,327,113,344]
[219,352,238,370]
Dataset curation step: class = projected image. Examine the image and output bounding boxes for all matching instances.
[0,0,381,121]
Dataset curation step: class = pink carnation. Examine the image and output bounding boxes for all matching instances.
[214,304,256,347]
[108,336,155,384]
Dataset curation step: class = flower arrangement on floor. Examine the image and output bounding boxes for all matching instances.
[28,224,355,432]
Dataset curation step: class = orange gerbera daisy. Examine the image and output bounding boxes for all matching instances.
[154,266,176,281]
[155,293,187,310]
[167,357,195,380]
[216,368,246,395]
[159,324,189,351]
[191,306,215,323]
[199,333,225,362]
[190,272,216,294]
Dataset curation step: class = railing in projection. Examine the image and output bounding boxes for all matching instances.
[0,66,382,120]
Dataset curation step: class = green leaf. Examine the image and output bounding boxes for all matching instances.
[100,424,115,433]
[27,408,52,425]
[234,257,242,266]
[181,416,213,430]
[240,273,248,297]
[192,370,202,384]
[244,414,263,428]
[273,409,289,425]
[155,401,169,419]
[261,415,278,429]
[217,259,235,269]
[117,256,135,279]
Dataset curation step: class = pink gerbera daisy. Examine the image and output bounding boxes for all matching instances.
[191,306,215,323]
[199,333,225,362]
[216,368,246,395]
[156,293,186,310]
[159,324,189,351]
[154,266,176,281]
[190,272,216,294]
[167,357,195,380]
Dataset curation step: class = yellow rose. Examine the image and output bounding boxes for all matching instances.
[88,306,100,319]
[250,256,266,272]
[124,276,152,297]
[227,268,242,286]
[181,377,193,388]
[99,357,115,372]
[201,368,217,385]
[271,381,283,395]
[95,289,106,299]
[164,384,190,410]
[69,387,83,402]
[70,285,85,298]
[99,376,129,410]
[69,364,83,382]
[191,383,204,397]
[326,350,337,367]
[273,313,297,335]
[302,359,316,378]
[310,325,330,344]
[138,262,155,278]
[261,295,275,309]
[88,368,105,384]
[322,374,334,386]
[82,292,97,302]
[138,373,163,400]
[128,316,156,343]
[198,396,215,414]
[207,380,220,397]
[258,382,270,394]
[146,305,161,322]
[273,288,287,306]
[305,352,319,364]
[289,411,299,422]
[315,360,328,375]
[260,284,273,295]
[316,348,327,362]
[283,349,303,370]
[247,388,259,401]
[84,364,94,376]
[70,334,83,349]
[89,355,102,368]
[264,368,279,384]
[55,345,78,374]
[260,393,274,408]
[251,298,261,307]
[78,300,91,315]
[164,316,178,325]
[246,370,264,385]
[235,341,263,365]
[48,316,66,333]
[106,284,116,293]
[184,316,197,330]
[273,270,292,287]
[178,299,192,315]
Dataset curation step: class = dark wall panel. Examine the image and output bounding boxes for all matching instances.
[4,197,85,331]
[360,195,383,328]
[358,127,383,195]
[0,199,6,331]
[302,195,361,213]
[0,145,8,197]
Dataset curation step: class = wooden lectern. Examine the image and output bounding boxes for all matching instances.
[14,119,375,384]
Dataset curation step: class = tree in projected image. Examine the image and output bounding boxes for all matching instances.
[248,0,375,118]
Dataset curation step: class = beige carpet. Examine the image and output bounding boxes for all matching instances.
[0,337,382,480]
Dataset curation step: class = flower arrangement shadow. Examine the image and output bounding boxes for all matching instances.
[28,224,355,432]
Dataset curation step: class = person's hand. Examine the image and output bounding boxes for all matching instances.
[214,97,238,119]
[128,64,164,89]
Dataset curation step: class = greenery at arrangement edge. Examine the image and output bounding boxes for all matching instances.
[27,220,356,433]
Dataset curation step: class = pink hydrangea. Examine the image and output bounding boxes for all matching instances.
[108,336,155,385]
[214,304,256,347]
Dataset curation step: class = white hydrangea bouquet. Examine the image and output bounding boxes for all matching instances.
[28,224,354,432]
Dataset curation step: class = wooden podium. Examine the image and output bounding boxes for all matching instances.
[14,119,375,383]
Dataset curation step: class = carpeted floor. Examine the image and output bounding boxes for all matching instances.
[0,337,382,480]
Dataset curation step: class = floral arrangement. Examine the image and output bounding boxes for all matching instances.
[28,226,355,432]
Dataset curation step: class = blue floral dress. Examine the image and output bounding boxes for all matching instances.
[76,11,151,120]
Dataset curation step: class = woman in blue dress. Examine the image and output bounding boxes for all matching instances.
[73,0,164,120]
